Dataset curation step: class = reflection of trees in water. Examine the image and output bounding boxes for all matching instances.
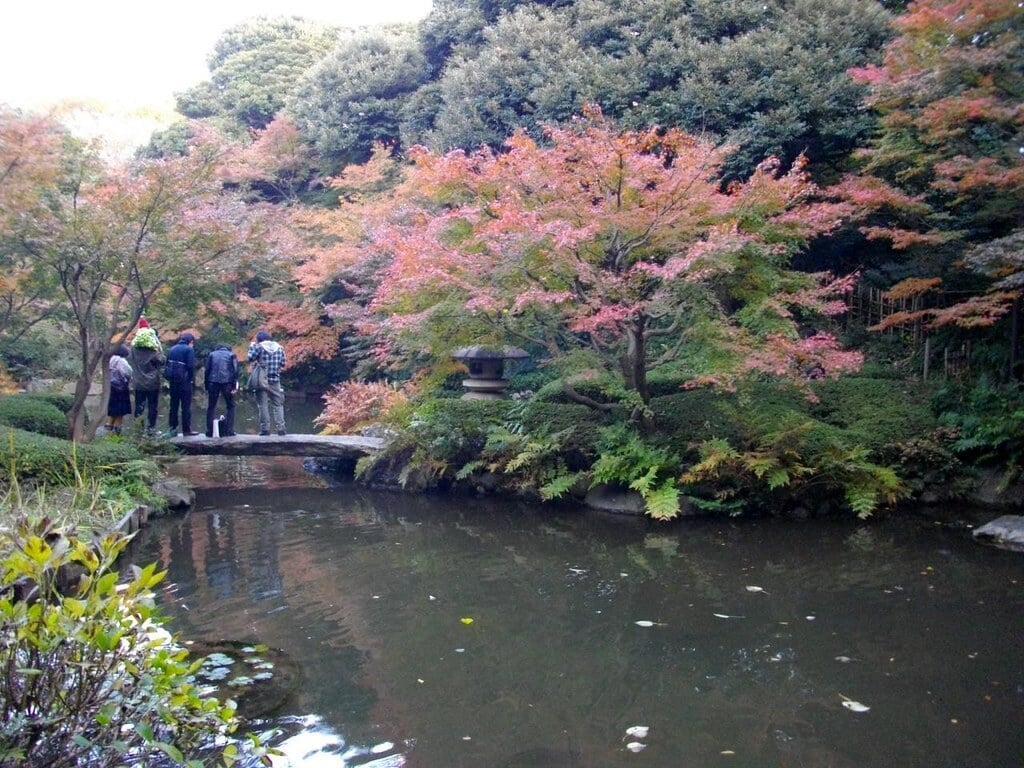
[130,497,1024,767]
[168,455,332,490]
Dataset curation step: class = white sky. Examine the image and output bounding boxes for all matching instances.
[1,0,433,113]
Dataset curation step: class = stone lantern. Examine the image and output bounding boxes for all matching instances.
[451,345,530,400]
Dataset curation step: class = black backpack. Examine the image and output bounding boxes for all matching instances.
[163,358,188,384]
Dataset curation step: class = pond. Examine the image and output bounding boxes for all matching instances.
[128,458,1024,768]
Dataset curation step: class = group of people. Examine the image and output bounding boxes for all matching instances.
[106,318,288,438]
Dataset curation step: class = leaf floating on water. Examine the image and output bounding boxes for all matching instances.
[460,617,474,625]
[839,693,870,713]
[721,750,736,756]
[713,613,745,619]
[625,742,646,753]
[634,620,655,627]
[625,726,649,739]
[835,655,853,663]
[745,586,768,594]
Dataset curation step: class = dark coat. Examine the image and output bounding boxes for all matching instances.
[205,345,238,389]
[129,346,166,391]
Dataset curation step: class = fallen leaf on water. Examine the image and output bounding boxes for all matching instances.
[835,656,854,663]
[634,620,655,627]
[745,586,768,594]
[625,742,646,753]
[721,750,736,756]
[460,617,474,625]
[625,726,649,739]
[839,693,870,713]
[713,613,745,619]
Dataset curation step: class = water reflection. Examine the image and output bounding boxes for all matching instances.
[128,490,1024,768]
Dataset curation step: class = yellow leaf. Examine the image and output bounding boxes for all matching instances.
[460,617,474,625]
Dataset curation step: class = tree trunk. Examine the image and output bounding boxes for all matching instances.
[621,317,649,405]
[621,318,655,434]
[68,335,106,443]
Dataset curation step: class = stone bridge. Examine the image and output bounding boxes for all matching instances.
[167,433,385,458]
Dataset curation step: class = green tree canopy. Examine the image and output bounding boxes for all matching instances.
[176,16,340,130]
[287,26,430,165]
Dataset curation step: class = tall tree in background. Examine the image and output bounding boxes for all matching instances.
[0,109,66,346]
[287,26,429,166]
[360,111,861,419]
[414,0,892,180]
[847,0,1023,370]
[176,16,340,131]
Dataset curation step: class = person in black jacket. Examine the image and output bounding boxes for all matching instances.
[204,343,239,438]
[165,333,198,436]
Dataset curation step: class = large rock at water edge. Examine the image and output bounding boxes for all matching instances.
[972,515,1024,552]
[152,477,195,512]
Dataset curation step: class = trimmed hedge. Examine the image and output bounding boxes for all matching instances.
[25,392,76,414]
[810,378,938,452]
[0,395,68,439]
[0,426,143,486]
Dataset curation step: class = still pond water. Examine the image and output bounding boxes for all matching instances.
[129,453,1024,768]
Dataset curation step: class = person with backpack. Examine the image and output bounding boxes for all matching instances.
[247,329,287,436]
[204,343,239,438]
[129,317,165,434]
[165,332,198,436]
[105,343,133,435]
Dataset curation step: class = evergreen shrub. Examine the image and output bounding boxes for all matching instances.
[519,401,613,465]
[810,378,937,452]
[24,392,76,414]
[0,426,142,486]
[407,398,513,467]
[0,395,68,439]
[649,390,741,446]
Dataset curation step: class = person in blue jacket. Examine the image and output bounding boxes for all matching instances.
[165,332,198,436]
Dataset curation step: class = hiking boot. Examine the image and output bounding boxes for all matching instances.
[259,431,270,436]
[277,430,287,436]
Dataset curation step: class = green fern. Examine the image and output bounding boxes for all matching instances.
[643,482,681,520]
[540,471,584,500]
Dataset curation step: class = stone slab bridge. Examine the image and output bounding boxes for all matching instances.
[168,433,385,458]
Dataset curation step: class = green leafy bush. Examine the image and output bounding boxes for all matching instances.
[935,377,1024,487]
[0,519,237,767]
[0,427,143,487]
[0,396,68,439]
[519,402,612,467]
[360,398,514,490]
[24,392,76,414]
[810,377,937,452]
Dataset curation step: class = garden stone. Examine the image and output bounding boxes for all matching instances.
[972,515,1024,552]
[584,484,646,515]
[152,477,195,513]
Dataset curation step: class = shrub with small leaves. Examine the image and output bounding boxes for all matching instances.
[0,395,67,439]
[0,426,142,487]
[0,519,238,767]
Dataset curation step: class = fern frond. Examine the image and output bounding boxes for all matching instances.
[644,481,681,521]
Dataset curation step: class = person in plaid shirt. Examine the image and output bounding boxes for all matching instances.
[247,329,287,435]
